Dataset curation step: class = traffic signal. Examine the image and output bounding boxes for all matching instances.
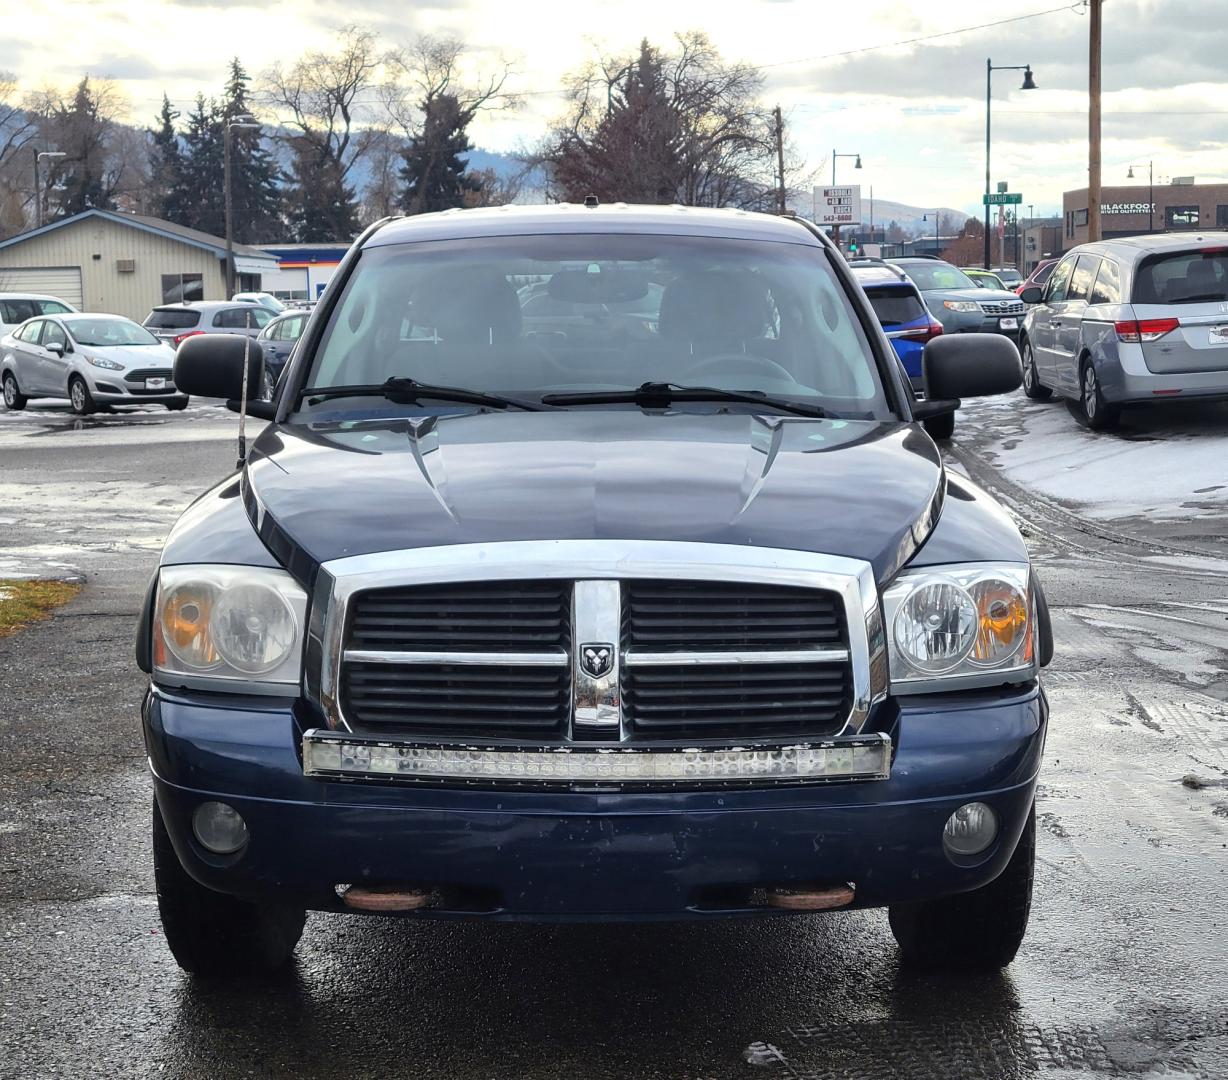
[848,238,860,255]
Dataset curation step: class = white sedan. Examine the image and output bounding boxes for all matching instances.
[1,313,188,415]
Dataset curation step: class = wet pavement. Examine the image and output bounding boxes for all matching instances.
[1,398,1226,1079]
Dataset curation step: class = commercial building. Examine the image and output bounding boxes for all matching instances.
[1022,218,1062,273]
[258,244,349,301]
[0,209,278,322]
[1062,180,1228,249]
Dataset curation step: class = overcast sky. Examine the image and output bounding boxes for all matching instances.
[7,0,1226,218]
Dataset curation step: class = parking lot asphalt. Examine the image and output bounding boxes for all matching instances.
[1,399,1225,1080]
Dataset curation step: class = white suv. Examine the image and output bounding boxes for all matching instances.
[0,293,78,337]
[143,301,274,348]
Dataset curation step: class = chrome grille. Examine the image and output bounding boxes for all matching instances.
[979,300,1025,316]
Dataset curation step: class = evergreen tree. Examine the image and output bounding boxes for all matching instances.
[150,94,184,221]
[285,142,358,242]
[50,78,113,215]
[221,58,281,242]
[399,94,484,215]
[172,94,225,235]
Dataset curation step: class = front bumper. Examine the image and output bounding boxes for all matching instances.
[144,685,1046,921]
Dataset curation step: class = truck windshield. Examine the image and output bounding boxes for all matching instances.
[302,234,892,420]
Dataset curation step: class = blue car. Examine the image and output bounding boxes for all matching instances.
[850,264,944,393]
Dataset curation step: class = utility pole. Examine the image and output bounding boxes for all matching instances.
[773,106,786,214]
[1087,0,1103,242]
[223,114,260,299]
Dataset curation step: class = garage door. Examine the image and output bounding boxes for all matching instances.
[0,266,84,309]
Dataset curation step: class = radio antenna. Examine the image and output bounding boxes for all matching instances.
[237,309,252,470]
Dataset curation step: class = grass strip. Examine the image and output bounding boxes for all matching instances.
[0,579,82,637]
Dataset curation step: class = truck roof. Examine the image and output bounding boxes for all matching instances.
[364,203,823,248]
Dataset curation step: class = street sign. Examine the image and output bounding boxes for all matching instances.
[814,185,862,226]
[984,192,1023,205]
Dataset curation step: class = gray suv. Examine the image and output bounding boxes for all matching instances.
[143,301,274,349]
[1020,234,1228,429]
[892,257,1026,339]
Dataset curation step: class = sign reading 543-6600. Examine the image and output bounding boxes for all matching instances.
[815,185,863,225]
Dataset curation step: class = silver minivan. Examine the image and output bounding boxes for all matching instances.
[1020,234,1228,429]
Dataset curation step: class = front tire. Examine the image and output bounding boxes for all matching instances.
[2,371,26,411]
[889,805,1035,973]
[165,397,189,411]
[68,375,96,416]
[153,799,305,977]
[1072,359,1120,431]
[1021,340,1052,400]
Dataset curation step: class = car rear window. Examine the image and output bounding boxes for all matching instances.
[1133,250,1228,305]
[863,288,926,325]
[145,308,200,329]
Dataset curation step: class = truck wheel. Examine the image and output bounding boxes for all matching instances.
[889,805,1035,973]
[1070,360,1120,431]
[152,799,305,977]
[2,371,26,411]
[68,376,96,416]
[166,398,189,411]
[1020,340,1051,400]
[922,411,955,442]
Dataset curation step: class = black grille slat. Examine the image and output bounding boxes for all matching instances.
[343,660,568,735]
[348,580,570,652]
[623,658,853,740]
[624,580,846,651]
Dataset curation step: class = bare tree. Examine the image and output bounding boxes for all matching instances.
[358,128,403,226]
[262,25,381,239]
[0,72,38,234]
[541,33,786,211]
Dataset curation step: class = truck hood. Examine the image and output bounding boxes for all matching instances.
[244,411,944,584]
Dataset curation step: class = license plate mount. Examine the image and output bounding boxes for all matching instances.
[145,377,167,390]
[1209,326,1228,345]
[999,317,1018,331]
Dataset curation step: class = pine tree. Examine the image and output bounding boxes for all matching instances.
[399,94,484,215]
[285,142,358,242]
[51,78,112,215]
[221,58,281,242]
[149,94,184,221]
[171,94,225,235]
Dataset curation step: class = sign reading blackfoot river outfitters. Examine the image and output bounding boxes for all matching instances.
[983,192,1023,205]
[1103,203,1156,215]
[815,185,862,225]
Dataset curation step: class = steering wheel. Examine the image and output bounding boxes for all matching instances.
[679,352,795,384]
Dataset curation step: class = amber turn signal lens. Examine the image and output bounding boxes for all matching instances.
[969,579,1029,666]
[161,584,219,669]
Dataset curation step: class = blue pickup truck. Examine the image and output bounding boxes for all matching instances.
[139,204,1049,978]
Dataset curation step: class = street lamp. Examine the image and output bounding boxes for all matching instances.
[32,150,66,228]
[830,150,862,244]
[224,114,261,299]
[984,60,1036,269]
[1126,162,1154,234]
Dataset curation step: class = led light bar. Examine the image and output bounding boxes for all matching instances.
[302,731,892,785]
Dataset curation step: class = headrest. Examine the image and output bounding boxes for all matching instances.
[410,269,521,345]
[657,270,772,343]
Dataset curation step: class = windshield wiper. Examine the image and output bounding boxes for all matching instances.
[541,381,828,418]
[298,376,543,411]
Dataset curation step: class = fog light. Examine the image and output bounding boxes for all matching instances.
[192,801,248,854]
[943,801,998,856]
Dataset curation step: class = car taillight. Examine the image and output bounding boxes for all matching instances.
[172,330,204,347]
[1115,318,1179,343]
[899,320,945,344]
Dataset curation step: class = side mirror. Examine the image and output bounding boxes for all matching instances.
[922,333,1022,401]
[173,333,264,400]
[1020,285,1044,304]
[46,341,64,356]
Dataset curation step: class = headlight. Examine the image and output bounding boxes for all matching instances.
[84,354,124,370]
[153,565,308,693]
[882,563,1034,692]
[943,301,981,313]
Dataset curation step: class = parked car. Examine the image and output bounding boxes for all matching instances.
[2,313,186,415]
[1020,234,1228,429]
[143,300,275,348]
[0,292,77,337]
[255,309,309,390]
[1016,259,1059,299]
[891,257,1026,339]
[991,267,1025,288]
[146,203,1048,980]
[850,264,952,440]
[232,291,287,314]
[962,268,1008,291]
